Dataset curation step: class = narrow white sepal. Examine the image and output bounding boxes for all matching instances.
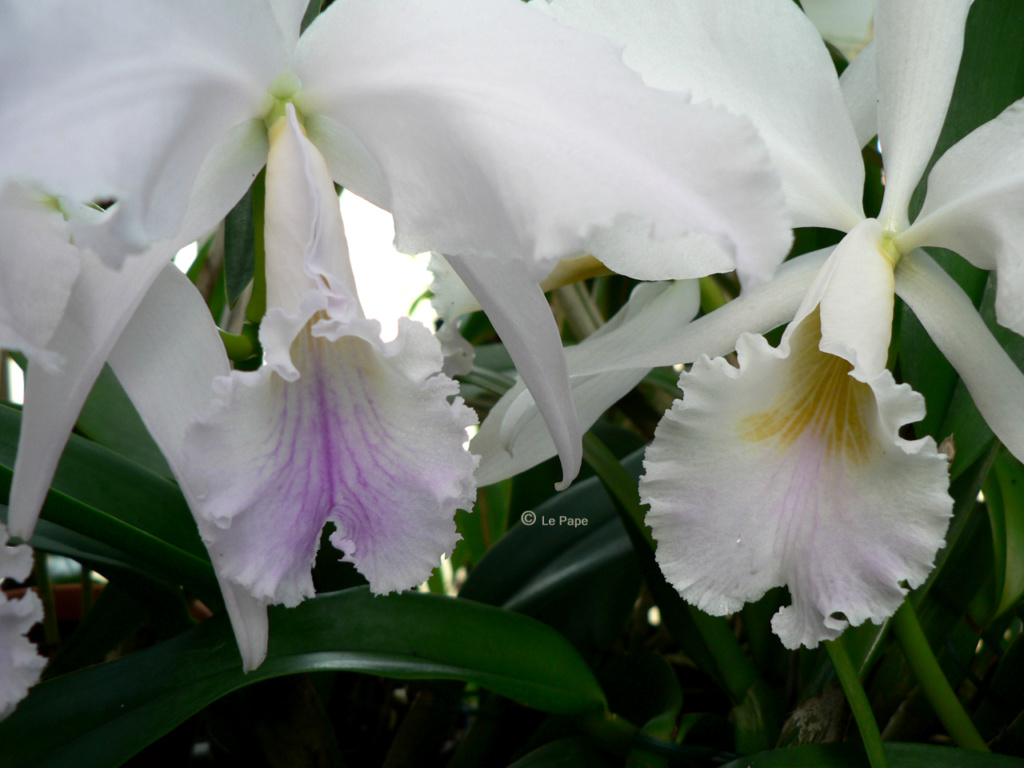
[875,0,974,232]
[446,253,582,490]
[840,42,878,149]
[8,246,172,541]
[895,249,1024,466]
[899,99,1024,337]
[474,280,700,485]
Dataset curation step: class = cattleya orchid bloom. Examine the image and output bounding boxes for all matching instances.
[1,0,791,669]
[488,0,1024,648]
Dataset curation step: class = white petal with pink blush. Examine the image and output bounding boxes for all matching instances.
[640,311,952,649]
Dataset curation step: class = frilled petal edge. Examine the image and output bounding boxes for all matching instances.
[0,527,45,721]
[183,306,478,606]
[295,0,790,286]
[640,310,952,648]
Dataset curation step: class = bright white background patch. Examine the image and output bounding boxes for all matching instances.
[341,191,436,341]
[172,193,437,342]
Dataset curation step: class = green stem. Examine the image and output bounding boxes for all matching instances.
[826,636,888,768]
[581,432,652,548]
[892,600,989,751]
[32,552,60,651]
[698,276,730,313]
[554,282,603,340]
[690,610,758,701]
[219,325,260,362]
[581,432,760,704]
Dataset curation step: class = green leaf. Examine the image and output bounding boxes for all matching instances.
[0,588,605,768]
[982,450,1024,617]
[721,742,1023,768]
[0,404,219,605]
[508,738,617,768]
[223,181,256,306]
[73,364,171,477]
[461,452,642,658]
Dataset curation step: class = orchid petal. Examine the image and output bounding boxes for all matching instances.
[185,314,478,604]
[545,0,865,238]
[895,249,1024,465]
[899,99,1024,336]
[806,219,896,377]
[269,0,308,49]
[104,265,272,671]
[446,253,581,489]
[176,119,270,247]
[294,0,790,286]
[840,42,878,149]
[7,247,172,540]
[570,249,831,377]
[474,280,700,485]
[875,0,974,232]
[641,311,951,648]
[0,525,45,721]
[0,0,286,259]
[0,183,79,373]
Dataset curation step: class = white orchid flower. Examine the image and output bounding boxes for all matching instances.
[496,0,1024,648]
[1,0,792,668]
[0,524,45,721]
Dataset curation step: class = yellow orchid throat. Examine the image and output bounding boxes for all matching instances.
[739,309,873,465]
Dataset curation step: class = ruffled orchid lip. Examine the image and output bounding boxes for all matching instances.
[641,308,952,649]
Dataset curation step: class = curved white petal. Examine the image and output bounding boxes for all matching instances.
[0,183,80,373]
[446,253,582,489]
[7,246,172,540]
[840,42,878,149]
[0,0,286,258]
[801,219,896,377]
[641,311,951,648]
[474,280,700,485]
[0,525,45,721]
[105,265,271,671]
[875,0,974,232]
[899,99,1024,336]
[269,0,308,49]
[895,249,1024,465]
[294,0,791,286]
[176,119,270,247]
[569,248,832,378]
[184,312,478,604]
[544,0,865,237]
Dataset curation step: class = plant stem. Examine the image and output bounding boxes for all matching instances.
[581,432,760,704]
[32,552,60,651]
[554,282,603,340]
[826,636,888,768]
[892,600,989,751]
